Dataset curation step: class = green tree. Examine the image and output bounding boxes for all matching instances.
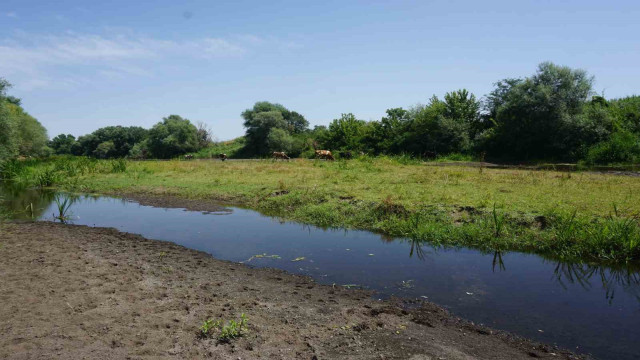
[362,108,411,154]
[401,90,478,156]
[128,140,149,159]
[0,79,50,159]
[74,126,148,158]
[49,134,77,155]
[0,78,18,160]
[147,115,200,158]
[483,62,594,160]
[10,103,50,157]
[266,128,294,153]
[241,102,308,155]
[326,113,367,150]
[443,89,481,139]
[93,141,116,159]
[609,96,640,134]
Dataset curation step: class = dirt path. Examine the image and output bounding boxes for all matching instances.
[0,222,586,359]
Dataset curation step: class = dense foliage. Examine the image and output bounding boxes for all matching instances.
[5,61,640,164]
[48,115,210,159]
[240,101,310,156]
[146,115,201,159]
[0,79,50,160]
[236,62,640,164]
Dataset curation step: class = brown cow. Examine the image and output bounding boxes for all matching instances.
[315,150,334,161]
[272,151,290,160]
[218,153,228,161]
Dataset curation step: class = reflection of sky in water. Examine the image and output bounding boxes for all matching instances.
[1,188,639,360]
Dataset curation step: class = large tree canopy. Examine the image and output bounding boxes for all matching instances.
[241,102,309,155]
[72,126,148,158]
[484,62,594,160]
[49,134,77,155]
[0,78,50,160]
[399,90,479,156]
[0,79,17,160]
[147,115,201,159]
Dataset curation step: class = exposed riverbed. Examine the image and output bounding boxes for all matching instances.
[1,186,639,359]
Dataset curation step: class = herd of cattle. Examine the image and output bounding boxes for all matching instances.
[184,150,358,161]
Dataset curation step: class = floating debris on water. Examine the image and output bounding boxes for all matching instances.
[291,257,306,262]
[243,253,281,262]
[368,253,375,256]
[399,280,414,289]
[466,292,474,295]
[342,284,362,289]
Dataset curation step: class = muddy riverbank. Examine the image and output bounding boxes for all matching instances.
[0,222,584,359]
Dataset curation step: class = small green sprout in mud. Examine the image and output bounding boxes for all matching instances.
[244,253,281,262]
[199,313,249,342]
[199,319,222,338]
[291,256,305,262]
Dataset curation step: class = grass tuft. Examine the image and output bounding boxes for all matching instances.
[199,313,248,342]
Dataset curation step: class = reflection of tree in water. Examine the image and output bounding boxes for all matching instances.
[491,251,640,304]
[552,262,640,304]
[403,242,640,305]
[0,184,56,219]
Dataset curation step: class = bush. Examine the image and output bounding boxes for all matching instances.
[584,130,640,165]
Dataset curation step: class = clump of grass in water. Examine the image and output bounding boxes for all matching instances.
[35,168,58,188]
[199,313,248,342]
[53,195,74,223]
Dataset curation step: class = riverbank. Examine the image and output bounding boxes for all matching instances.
[0,221,583,359]
[3,157,640,264]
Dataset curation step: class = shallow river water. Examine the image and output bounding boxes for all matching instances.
[1,186,639,360]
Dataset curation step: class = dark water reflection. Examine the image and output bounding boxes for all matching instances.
[1,185,639,360]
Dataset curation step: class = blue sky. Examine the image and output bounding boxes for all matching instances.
[1,0,639,140]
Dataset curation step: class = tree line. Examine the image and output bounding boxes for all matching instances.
[47,115,213,159]
[237,62,640,164]
[3,61,640,164]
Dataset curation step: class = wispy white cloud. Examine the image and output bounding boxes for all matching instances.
[0,31,293,90]
[6,12,18,18]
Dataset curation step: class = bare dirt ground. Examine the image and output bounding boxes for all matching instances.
[0,221,587,359]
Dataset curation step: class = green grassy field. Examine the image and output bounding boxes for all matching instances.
[3,156,640,265]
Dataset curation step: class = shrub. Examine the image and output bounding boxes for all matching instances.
[584,130,640,165]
